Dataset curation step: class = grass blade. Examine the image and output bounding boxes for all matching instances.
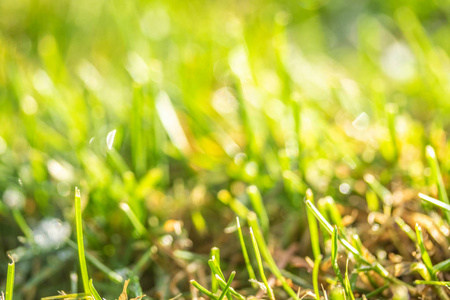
[415,280,450,287]
[5,254,15,300]
[306,189,321,260]
[217,271,235,300]
[89,279,103,300]
[120,202,148,237]
[66,239,124,284]
[419,193,450,212]
[12,209,34,242]
[344,259,355,300]
[249,226,275,300]
[247,185,269,237]
[217,190,249,219]
[190,280,218,300]
[312,254,322,300]
[236,217,257,287]
[215,275,246,300]
[395,217,416,242]
[331,226,344,287]
[415,224,435,279]
[41,293,90,299]
[247,212,299,299]
[434,258,450,272]
[75,187,90,294]
[426,145,450,222]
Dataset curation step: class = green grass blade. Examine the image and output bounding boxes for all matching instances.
[249,226,275,300]
[419,193,450,212]
[331,226,344,287]
[324,196,344,233]
[215,275,246,300]
[119,202,148,237]
[247,212,299,299]
[89,279,103,300]
[217,190,249,219]
[344,259,355,300]
[365,284,389,298]
[433,258,450,272]
[5,254,15,300]
[312,254,322,300]
[415,280,450,287]
[306,189,321,259]
[190,280,218,300]
[12,209,34,242]
[75,187,90,294]
[305,199,333,234]
[426,145,450,222]
[41,293,90,299]
[364,174,393,214]
[209,247,224,294]
[415,224,435,279]
[395,217,416,242]
[236,217,257,287]
[66,239,124,283]
[217,271,235,300]
[247,185,269,237]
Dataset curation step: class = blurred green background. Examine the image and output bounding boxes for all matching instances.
[1,0,450,298]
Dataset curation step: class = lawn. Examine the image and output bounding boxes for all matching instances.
[1,0,450,299]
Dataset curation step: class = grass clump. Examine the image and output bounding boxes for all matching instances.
[2,0,450,299]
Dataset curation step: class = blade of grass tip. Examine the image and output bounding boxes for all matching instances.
[415,224,435,279]
[306,189,321,260]
[89,279,103,300]
[433,258,450,272]
[426,145,450,222]
[215,275,246,300]
[331,227,344,287]
[190,280,218,300]
[5,254,15,300]
[120,202,148,237]
[247,185,269,238]
[236,217,257,288]
[419,193,450,212]
[217,271,236,300]
[247,212,299,299]
[312,255,322,300]
[75,187,90,294]
[249,227,275,300]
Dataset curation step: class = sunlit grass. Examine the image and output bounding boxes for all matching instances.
[1,0,450,298]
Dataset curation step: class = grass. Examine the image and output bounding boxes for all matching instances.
[2,0,450,299]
